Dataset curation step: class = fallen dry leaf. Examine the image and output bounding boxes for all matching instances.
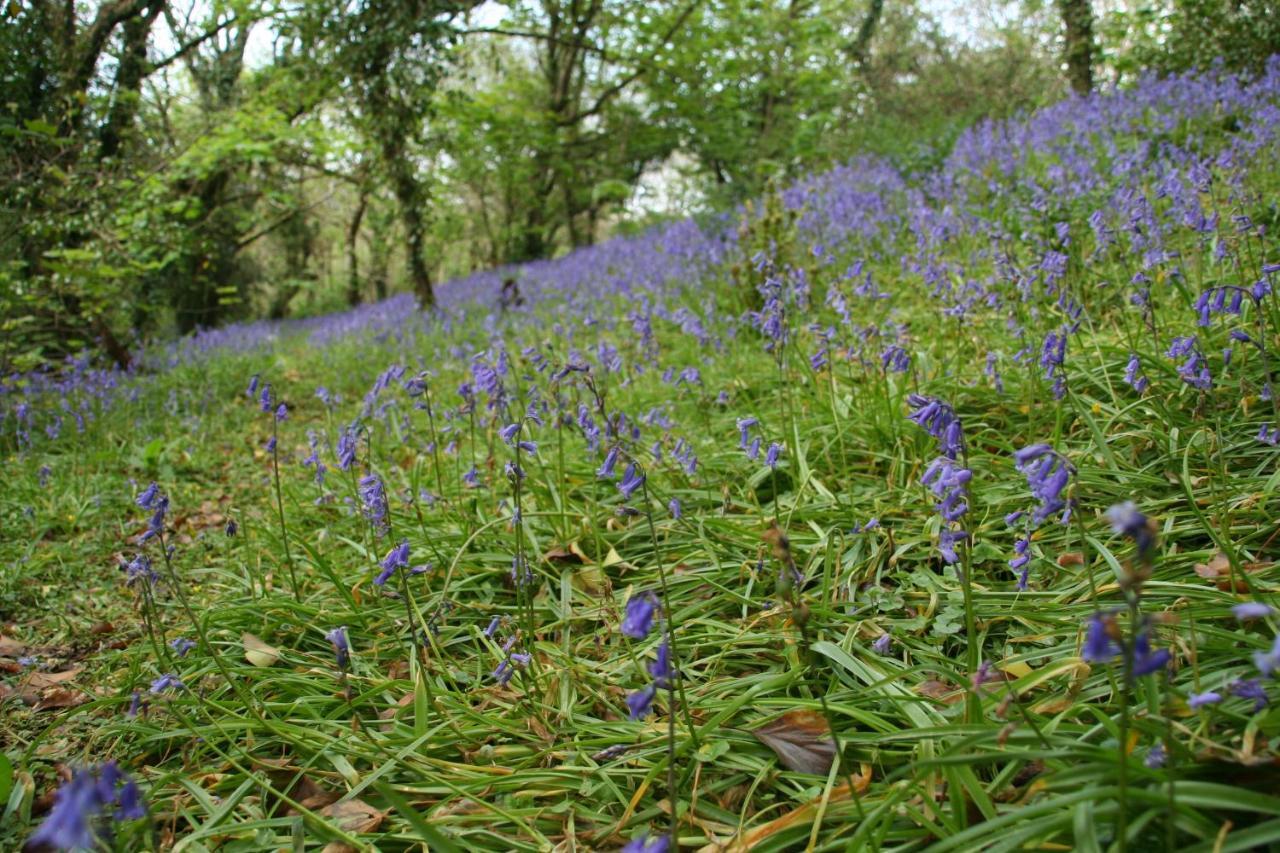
[751,710,837,775]
[916,679,965,705]
[0,635,24,657]
[697,767,871,852]
[1056,552,1084,567]
[32,687,89,710]
[242,633,281,667]
[322,798,385,833]
[24,667,83,690]
[1194,553,1271,592]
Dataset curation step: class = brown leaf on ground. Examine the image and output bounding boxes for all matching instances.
[0,635,24,657]
[751,710,837,775]
[322,799,386,833]
[24,686,90,710]
[378,693,415,730]
[1194,553,1271,591]
[697,767,871,852]
[1056,552,1084,567]
[544,543,587,564]
[916,679,965,705]
[24,667,83,690]
[242,633,281,667]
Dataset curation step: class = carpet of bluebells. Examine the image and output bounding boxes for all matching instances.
[7,61,1280,852]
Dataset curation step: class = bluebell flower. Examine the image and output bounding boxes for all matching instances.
[375,540,410,586]
[483,616,501,638]
[1167,336,1212,390]
[598,446,620,479]
[668,498,682,519]
[138,494,169,545]
[335,426,358,471]
[1188,690,1222,709]
[122,554,158,586]
[881,345,911,373]
[1144,743,1166,769]
[275,403,288,422]
[1231,678,1268,712]
[1014,444,1074,525]
[1132,631,1171,676]
[1105,501,1156,558]
[135,482,160,509]
[622,592,659,639]
[1234,602,1274,620]
[736,417,758,449]
[1081,613,1120,662]
[907,394,963,458]
[168,638,195,658]
[359,475,389,537]
[627,683,657,720]
[765,442,783,469]
[1039,327,1068,399]
[462,465,481,488]
[938,528,966,564]
[622,831,670,853]
[149,673,183,694]
[648,639,673,688]
[1123,353,1149,393]
[247,374,260,397]
[618,463,645,500]
[872,634,892,654]
[325,626,349,669]
[28,762,146,851]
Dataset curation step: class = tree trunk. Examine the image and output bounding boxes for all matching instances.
[99,4,162,160]
[1057,0,1095,95]
[346,191,368,307]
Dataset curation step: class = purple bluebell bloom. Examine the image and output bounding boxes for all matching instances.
[1081,613,1119,663]
[1231,678,1268,712]
[1167,336,1212,390]
[1123,353,1149,393]
[598,446,621,479]
[668,498,682,519]
[1234,602,1275,620]
[907,394,963,459]
[149,673,183,694]
[168,637,195,658]
[359,474,389,537]
[28,762,146,850]
[618,463,645,500]
[1105,501,1156,557]
[872,634,892,654]
[326,626,350,669]
[627,683,657,720]
[622,831,670,853]
[1188,690,1222,709]
[622,592,659,639]
[1144,743,1166,769]
[375,540,410,586]
[1132,631,1171,676]
[765,442,783,468]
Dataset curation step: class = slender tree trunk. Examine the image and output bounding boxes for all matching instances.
[99,3,162,160]
[1057,0,1095,95]
[346,191,367,307]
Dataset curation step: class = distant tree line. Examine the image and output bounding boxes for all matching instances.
[2,0,1277,370]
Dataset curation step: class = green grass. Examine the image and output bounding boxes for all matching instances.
[6,103,1280,852]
